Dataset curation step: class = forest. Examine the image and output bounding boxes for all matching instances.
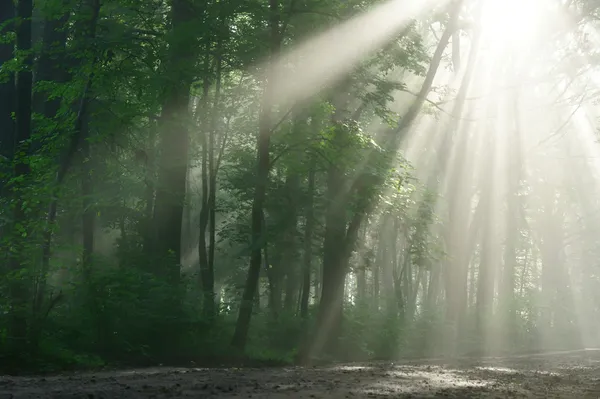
[3,0,600,395]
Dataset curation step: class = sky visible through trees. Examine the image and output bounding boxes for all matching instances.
[2,0,600,389]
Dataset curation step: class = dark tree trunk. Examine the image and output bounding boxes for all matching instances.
[207,31,223,312]
[152,0,197,283]
[81,124,94,276]
[373,251,380,312]
[300,159,315,318]
[283,172,300,312]
[308,155,368,360]
[198,39,214,317]
[266,247,283,318]
[231,0,280,350]
[7,0,34,360]
[142,138,156,252]
[36,0,100,317]
[500,91,523,343]
[437,17,480,355]
[0,1,15,193]
[355,227,368,304]
[475,128,497,353]
[314,181,347,356]
[309,111,349,357]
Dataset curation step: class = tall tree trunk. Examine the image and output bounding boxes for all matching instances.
[300,159,315,318]
[142,139,156,251]
[0,0,15,266]
[0,1,15,169]
[208,20,224,310]
[304,85,352,360]
[439,17,480,356]
[7,0,34,361]
[308,165,369,359]
[382,219,397,315]
[355,226,368,305]
[408,266,423,319]
[500,90,523,344]
[538,189,562,340]
[81,124,94,277]
[386,16,457,322]
[36,0,100,318]
[475,125,498,354]
[266,245,283,318]
[373,250,380,311]
[30,4,69,320]
[198,46,211,312]
[392,15,457,144]
[231,0,280,350]
[199,29,221,317]
[152,0,197,283]
[283,172,300,312]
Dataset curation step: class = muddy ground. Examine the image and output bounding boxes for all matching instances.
[3,349,600,398]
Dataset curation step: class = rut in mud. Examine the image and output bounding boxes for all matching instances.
[2,349,600,398]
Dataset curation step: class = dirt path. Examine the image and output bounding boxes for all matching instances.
[3,349,600,398]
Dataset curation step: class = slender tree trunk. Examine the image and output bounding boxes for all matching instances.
[266,246,283,318]
[283,172,300,312]
[7,0,34,361]
[538,187,561,338]
[0,0,15,274]
[500,90,523,344]
[392,14,457,144]
[300,159,315,318]
[231,0,280,350]
[408,266,423,319]
[208,22,224,308]
[355,227,367,304]
[475,127,497,353]
[199,32,219,317]
[81,122,94,277]
[152,0,197,283]
[36,0,100,318]
[438,15,480,355]
[426,262,440,312]
[373,250,380,312]
[386,16,457,321]
[305,88,352,359]
[0,2,15,178]
[382,219,397,315]
[198,52,211,311]
[142,133,156,253]
[308,168,369,360]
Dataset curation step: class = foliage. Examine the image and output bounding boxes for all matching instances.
[1,0,600,374]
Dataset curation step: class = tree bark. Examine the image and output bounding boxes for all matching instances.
[475,124,497,353]
[300,159,315,318]
[7,0,34,361]
[437,14,480,355]
[499,90,523,344]
[152,0,197,283]
[0,1,15,195]
[198,44,211,311]
[283,172,300,312]
[231,0,280,350]
[36,0,100,318]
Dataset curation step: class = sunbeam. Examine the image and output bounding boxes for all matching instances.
[264,0,446,109]
[10,0,600,395]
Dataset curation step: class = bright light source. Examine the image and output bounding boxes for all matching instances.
[480,0,545,48]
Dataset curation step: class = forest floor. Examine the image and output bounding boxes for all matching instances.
[3,349,600,398]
